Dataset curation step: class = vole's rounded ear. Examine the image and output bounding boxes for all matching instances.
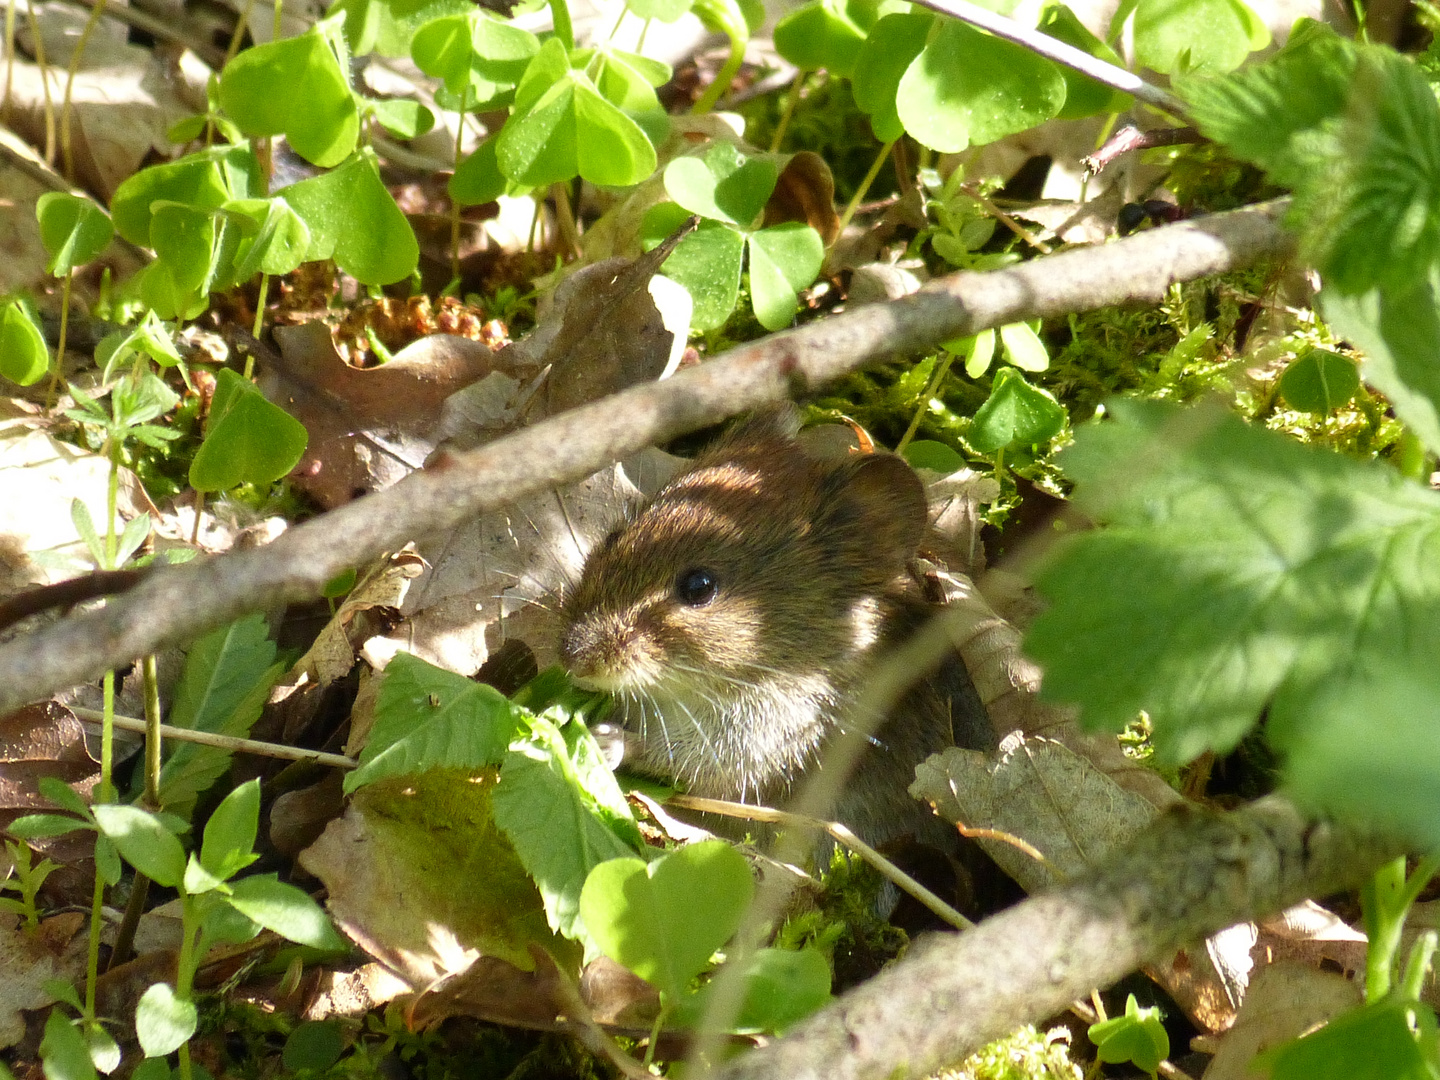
[834,453,928,571]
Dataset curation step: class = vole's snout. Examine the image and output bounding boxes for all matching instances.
[560,615,645,689]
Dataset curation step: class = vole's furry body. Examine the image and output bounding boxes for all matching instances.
[560,412,992,848]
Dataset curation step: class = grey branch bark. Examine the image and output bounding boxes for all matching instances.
[0,201,1293,713]
[712,797,1399,1080]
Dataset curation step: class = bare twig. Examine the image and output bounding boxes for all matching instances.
[905,0,1188,117]
[0,201,1294,714]
[711,797,1399,1080]
[69,706,358,769]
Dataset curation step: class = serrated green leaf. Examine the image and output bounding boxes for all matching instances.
[135,983,197,1058]
[279,149,419,285]
[578,839,752,1000]
[493,715,641,951]
[968,367,1065,451]
[747,222,823,330]
[1025,399,1440,764]
[346,652,519,793]
[218,28,358,167]
[36,193,113,276]
[896,18,1066,153]
[0,301,49,387]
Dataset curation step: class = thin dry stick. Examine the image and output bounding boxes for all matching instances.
[69,706,357,769]
[669,794,973,930]
[0,202,1296,714]
[907,0,1187,117]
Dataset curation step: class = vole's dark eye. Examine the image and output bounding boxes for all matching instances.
[675,568,718,607]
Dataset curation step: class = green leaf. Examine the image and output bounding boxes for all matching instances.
[1088,994,1169,1073]
[347,652,519,793]
[575,45,669,112]
[368,97,434,139]
[40,1009,97,1080]
[81,1018,121,1074]
[218,27,358,167]
[1037,4,1132,119]
[148,200,221,301]
[8,814,90,839]
[578,840,753,1001]
[896,18,1066,153]
[226,196,312,281]
[109,145,262,247]
[1261,998,1440,1080]
[773,0,867,78]
[279,149,419,285]
[902,440,964,473]
[493,714,642,949]
[626,0,692,22]
[732,948,831,1033]
[93,805,186,888]
[0,301,48,387]
[36,193,113,276]
[94,836,121,886]
[1025,399,1440,764]
[450,138,509,206]
[411,10,538,96]
[998,321,1049,372]
[225,875,347,949]
[963,328,997,378]
[135,983,197,1058]
[282,1021,345,1072]
[497,40,657,188]
[968,367,1066,452]
[159,613,280,817]
[1321,276,1440,456]
[199,778,261,881]
[1278,348,1359,413]
[1131,0,1267,76]
[851,11,931,142]
[39,777,90,819]
[664,142,777,228]
[188,369,310,492]
[649,218,745,331]
[747,223,823,331]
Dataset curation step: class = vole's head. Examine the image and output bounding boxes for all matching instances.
[559,412,928,701]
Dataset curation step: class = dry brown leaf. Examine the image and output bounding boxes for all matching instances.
[0,911,89,1048]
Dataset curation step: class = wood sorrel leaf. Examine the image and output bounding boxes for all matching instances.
[278,150,419,284]
[36,192,113,276]
[663,141,777,228]
[0,301,48,387]
[747,222,823,331]
[967,367,1065,452]
[188,369,309,492]
[896,18,1065,153]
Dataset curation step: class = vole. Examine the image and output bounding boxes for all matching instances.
[559,410,995,850]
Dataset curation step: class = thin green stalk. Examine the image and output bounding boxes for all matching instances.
[692,32,746,115]
[450,115,465,283]
[896,348,957,455]
[767,69,808,150]
[834,138,896,239]
[636,15,651,50]
[141,654,161,807]
[549,0,573,51]
[83,836,104,1013]
[225,0,256,65]
[26,0,55,162]
[272,0,282,43]
[642,1005,666,1067]
[1363,856,1408,1000]
[1403,931,1438,1001]
[251,274,269,346]
[46,268,73,406]
[175,896,200,1080]
[606,3,626,41]
[60,0,106,179]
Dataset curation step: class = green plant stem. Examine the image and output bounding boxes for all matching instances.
[636,15,651,50]
[643,1004,667,1068]
[141,653,162,807]
[1363,856,1407,1000]
[25,0,55,162]
[175,896,200,1080]
[47,268,74,406]
[250,274,269,348]
[549,0,573,51]
[59,0,105,179]
[693,32,747,115]
[450,116,465,283]
[834,138,897,239]
[551,181,581,258]
[606,3,625,41]
[767,69,808,150]
[3,0,17,117]
[83,844,104,1012]
[225,0,255,65]
[1403,931,1438,1001]
[897,348,957,454]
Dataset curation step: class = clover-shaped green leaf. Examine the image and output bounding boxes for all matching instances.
[664,141,777,228]
[579,840,754,1001]
[1131,0,1268,76]
[575,44,670,112]
[497,39,657,188]
[1038,4,1133,118]
[1279,348,1360,413]
[998,320,1048,372]
[968,367,1066,452]
[0,301,48,387]
[450,138,513,205]
[1088,994,1169,1075]
[747,222,823,331]
[626,0,692,22]
[188,369,309,492]
[773,0,867,78]
[644,209,745,330]
[218,24,358,167]
[36,192,114,276]
[411,10,539,102]
[279,150,419,284]
[110,144,262,247]
[852,11,931,142]
[897,18,1066,152]
[225,196,312,281]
